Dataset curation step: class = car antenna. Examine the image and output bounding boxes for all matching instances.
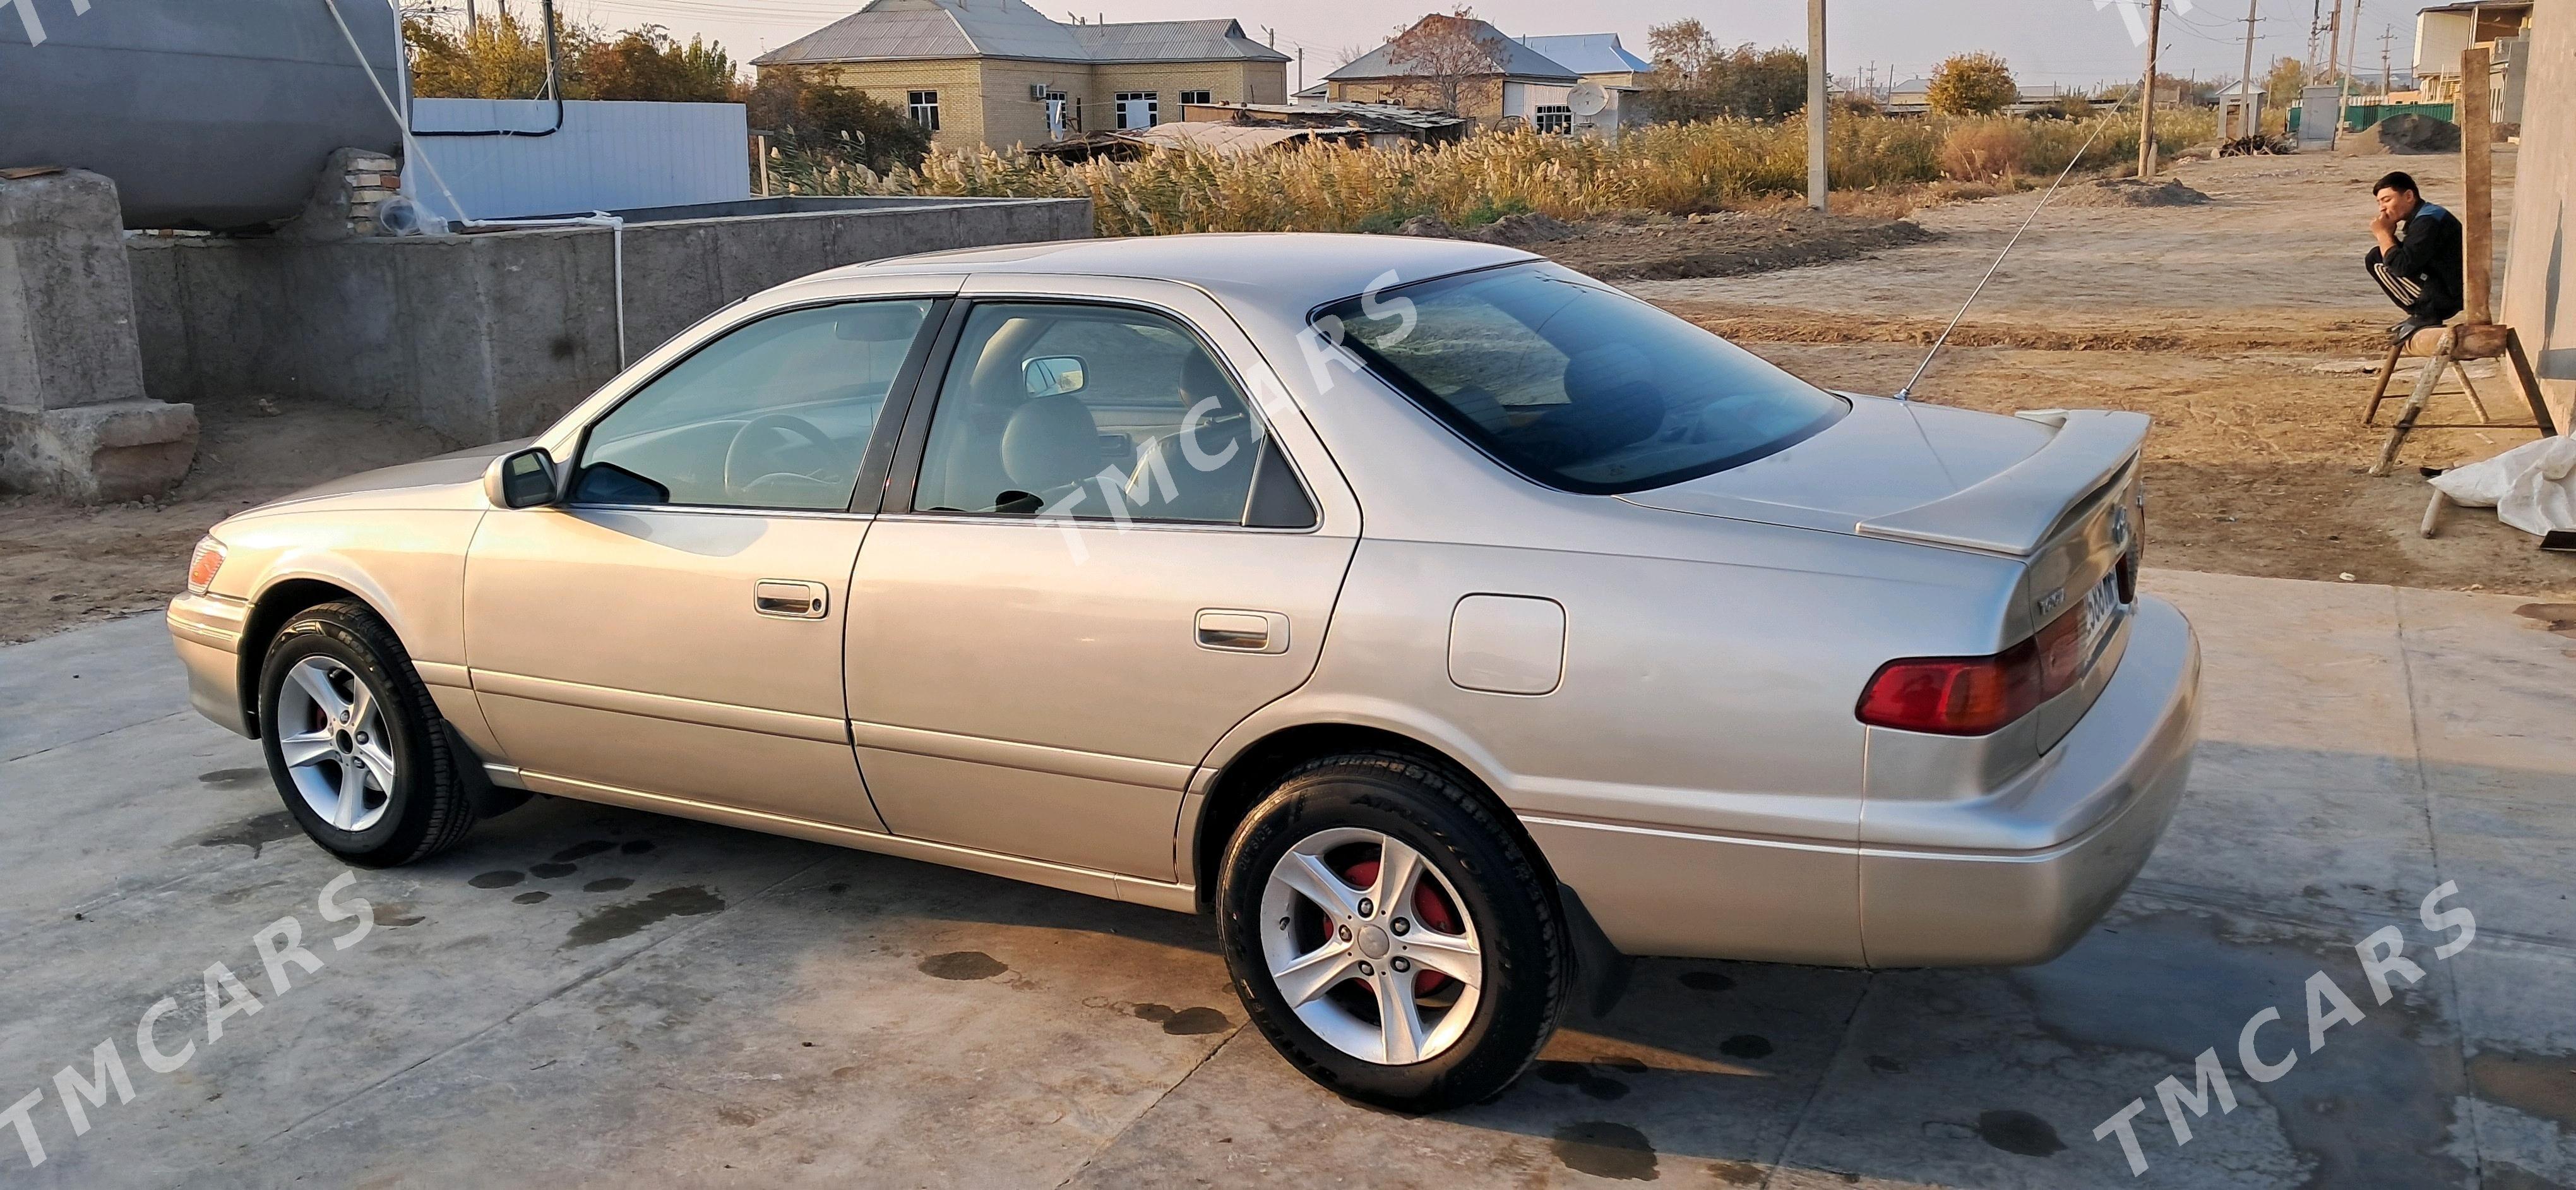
[1892,120,2110,402]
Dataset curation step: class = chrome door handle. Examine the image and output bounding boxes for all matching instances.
[1196,610,1289,654]
[754,579,828,619]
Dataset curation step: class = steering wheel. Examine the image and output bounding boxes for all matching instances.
[723,413,844,500]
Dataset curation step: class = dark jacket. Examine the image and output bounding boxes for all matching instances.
[2370,201,2465,321]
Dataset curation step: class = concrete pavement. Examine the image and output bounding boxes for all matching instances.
[0,570,2569,1188]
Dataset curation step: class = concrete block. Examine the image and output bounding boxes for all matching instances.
[0,169,152,413]
[0,397,199,501]
[0,169,198,500]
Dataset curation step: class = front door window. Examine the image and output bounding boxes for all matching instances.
[573,299,933,510]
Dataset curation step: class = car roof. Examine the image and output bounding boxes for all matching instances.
[816,232,1539,311]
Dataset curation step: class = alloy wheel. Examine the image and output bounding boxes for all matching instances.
[273,655,397,832]
[1258,827,1484,1065]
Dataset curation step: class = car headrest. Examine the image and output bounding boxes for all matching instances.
[1561,344,1665,436]
[999,394,1101,493]
[1510,344,1666,466]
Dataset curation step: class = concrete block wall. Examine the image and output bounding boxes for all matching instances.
[128,196,1092,443]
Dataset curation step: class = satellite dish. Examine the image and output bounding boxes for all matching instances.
[1568,80,1609,117]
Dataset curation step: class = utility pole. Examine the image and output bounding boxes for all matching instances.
[467,0,479,33]
[1808,0,1828,211]
[2324,0,2343,83]
[2238,0,2260,140]
[2380,28,2395,97]
[2307,0,2322,71]
[1297,47,1305,95]
[2336,0,2363,134]
[2139,0,2164,177]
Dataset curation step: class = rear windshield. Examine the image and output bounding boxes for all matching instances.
[1313,264,1846,493]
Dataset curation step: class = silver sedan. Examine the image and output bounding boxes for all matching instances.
[168,234,2199,1110]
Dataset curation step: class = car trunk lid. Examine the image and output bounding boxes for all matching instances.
[1625,399,2150,754]
[1617,398,2145,562]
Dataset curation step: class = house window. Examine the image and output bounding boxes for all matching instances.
[1534,105,1573,134]
[1179,90,1212,106]
[1044,90,1069,139]
[1115,91,1159,129]
[907,90,940,131]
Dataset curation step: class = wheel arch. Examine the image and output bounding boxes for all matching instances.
[236,577,384,738]
[1188,716,1635,1018]
[1188,719,1557,913]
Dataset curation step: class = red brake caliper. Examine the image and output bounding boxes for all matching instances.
[1340,857,1460,995]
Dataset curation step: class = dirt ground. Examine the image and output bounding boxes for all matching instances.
[1484,208,1940,282]
[3,147,2567,644]
[1628,147,2576,601]
[0,393,455,644]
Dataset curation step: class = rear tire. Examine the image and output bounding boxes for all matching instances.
[256,600,477,866]
[1216,750,1566,1111]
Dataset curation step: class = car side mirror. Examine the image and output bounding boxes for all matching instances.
[485,447,560,509]
[1024,355,1087,398]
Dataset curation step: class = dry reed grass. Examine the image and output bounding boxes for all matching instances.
[776,111,2219,237]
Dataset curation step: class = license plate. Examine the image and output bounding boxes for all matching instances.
[2077,572,2123,662]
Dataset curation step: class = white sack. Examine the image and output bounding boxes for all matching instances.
[2428,435,2576,536]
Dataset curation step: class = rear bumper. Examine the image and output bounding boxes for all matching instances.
[1527,596,2198,969]
[168,592,253,738]
[1857,595,2200,966]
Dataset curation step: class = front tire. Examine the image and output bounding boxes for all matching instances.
[1216,751,1567,1111]
[256,600,477,865]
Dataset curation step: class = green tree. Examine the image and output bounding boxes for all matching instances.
[403,11,737,103]
[1638,20,1808,123]
[1927,52,2018,116]
[584,26,736,102]
[405,9,585,100]
[2263,56,2308,115]
[746,69,931,174]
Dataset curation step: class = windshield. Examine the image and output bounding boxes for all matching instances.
[1314,265,1846,493]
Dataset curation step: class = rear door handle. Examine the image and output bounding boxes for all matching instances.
[1196,609,1289,654]
[754,579,829,619]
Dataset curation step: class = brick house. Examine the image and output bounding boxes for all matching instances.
[752,0,1291,151]
[1324,16,1646,134]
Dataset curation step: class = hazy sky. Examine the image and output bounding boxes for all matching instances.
[548,0,2388,90]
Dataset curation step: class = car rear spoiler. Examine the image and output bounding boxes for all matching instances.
[1854,409,2149,556]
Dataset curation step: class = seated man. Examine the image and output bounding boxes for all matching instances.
[2365,171,2464,344]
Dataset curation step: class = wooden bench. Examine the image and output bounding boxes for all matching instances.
[2365,323,2555,476]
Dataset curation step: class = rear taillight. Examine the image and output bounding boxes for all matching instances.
[186,536,227,594]
[1857,605,2088,736]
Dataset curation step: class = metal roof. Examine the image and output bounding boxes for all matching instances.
[754,0,1280,65]
[1196,100,1471,131]
[1132,121,1361,153]
[1325,17,1579,83]
[1515,34,1650,77]
[1073,19,1288,63]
